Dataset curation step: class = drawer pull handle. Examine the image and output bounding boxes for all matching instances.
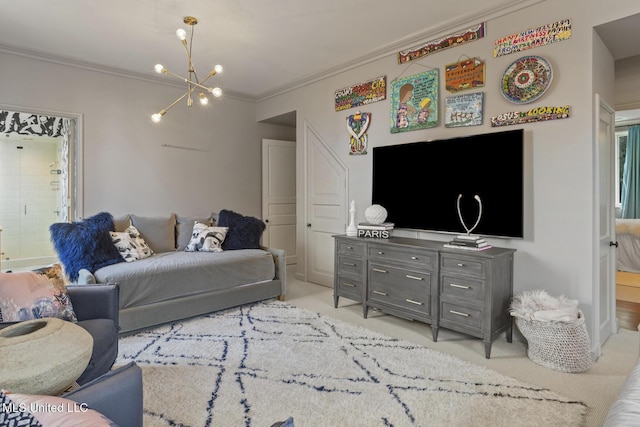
[347,246,353,249]
[457,263,465,267]
[411,256,418,260]
[373,290,388,296]
[406,299,423,306]
[343,262,356,266]
[343,282,356,288]
[406,275,423,281]
[449,283,470,289]
[450,310,470,317]
[372,268,388,273]
[378,251,384,255]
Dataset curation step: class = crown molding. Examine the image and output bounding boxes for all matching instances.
[0,0,544,105]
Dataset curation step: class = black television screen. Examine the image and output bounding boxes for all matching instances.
[372,129,524,238]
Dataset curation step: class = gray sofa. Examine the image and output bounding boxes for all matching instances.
[92,213,286,333]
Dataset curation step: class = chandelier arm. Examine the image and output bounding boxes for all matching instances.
[164,69,219,93]
[160,88,194,115]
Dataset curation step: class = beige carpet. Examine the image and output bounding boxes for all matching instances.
[286,269,639,427]
[117,300,587,426]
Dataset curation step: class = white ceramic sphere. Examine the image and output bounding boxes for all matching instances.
[365,204,388,224]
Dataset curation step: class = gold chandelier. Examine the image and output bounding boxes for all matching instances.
[151,16,223,123]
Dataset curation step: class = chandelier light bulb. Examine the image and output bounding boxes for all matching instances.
[214,64,223,74]
[151,113,162,123]
[199,93,209,105]
[211,87,222,97]
[154,64,165,74]
[176,28,187,41]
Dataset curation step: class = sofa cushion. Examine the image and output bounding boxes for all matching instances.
[0,267,77,323]
[76,318,118,385]
[217,209,265,250]
[110,225,154,262]
[49,212,124,281]
[1,390,116,426]
[185,223,228,252]
[131,214,176,253]
[176,215,213,251]
[113,214,131,232]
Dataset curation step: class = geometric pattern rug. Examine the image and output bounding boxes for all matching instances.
[116,300,587,426]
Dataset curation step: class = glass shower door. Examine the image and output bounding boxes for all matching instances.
[0,136,63,271]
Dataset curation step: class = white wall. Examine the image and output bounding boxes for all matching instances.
[257,0,640,339]
[616,56,640,110]
[0,51,295,219]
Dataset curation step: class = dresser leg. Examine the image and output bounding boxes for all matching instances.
[484,341,492,359]
[506,320,513,343]
[363,304,369,318]
[432,326,439,342]
[334,294,339,308]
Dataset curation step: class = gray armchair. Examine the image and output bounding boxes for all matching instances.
[63,361,143,427]
[66,284,120,384]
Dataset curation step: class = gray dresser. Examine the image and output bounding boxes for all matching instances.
[333,235,516,358]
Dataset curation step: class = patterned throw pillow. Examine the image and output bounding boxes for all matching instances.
[1,391,115,426]
[0,264,77,323]
[0,390,42,426]
[185,223,228,252]
[110,225,154,262]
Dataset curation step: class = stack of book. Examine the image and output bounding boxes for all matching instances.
[444,235,492,251]
[357,222,394,238]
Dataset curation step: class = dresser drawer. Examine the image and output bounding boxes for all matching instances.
[440,301,483,332]
[368,245,435,269]
[337,275,364,296]
[338,256,363,276]
[440,274,484,301]
[368,264,431,314]
[441,254,485,278]
[338,241,364,257]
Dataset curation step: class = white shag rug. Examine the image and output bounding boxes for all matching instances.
[116,300,587,427]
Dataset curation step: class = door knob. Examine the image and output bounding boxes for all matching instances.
[307,223,312,228]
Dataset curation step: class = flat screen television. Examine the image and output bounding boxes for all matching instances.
[372,129,524,238]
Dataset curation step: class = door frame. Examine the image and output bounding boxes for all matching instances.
[592,93,617,357]
[0,104,84,220]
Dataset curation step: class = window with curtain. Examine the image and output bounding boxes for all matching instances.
[621,124,640,218]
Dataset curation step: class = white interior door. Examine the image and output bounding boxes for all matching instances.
[262,139,297,265]
[595,94,617,354]
[305,123,347,287]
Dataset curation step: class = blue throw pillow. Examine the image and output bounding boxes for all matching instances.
[217,209,265,250]
[49,212,124,281]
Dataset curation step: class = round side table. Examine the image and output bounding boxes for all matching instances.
[0,317,93,395]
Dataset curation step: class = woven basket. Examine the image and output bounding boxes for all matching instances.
[515,310,593,373]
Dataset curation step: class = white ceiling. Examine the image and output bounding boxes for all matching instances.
[0,1,638,104]
[0,0,545,101]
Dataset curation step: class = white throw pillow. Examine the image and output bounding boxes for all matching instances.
[110,225,154,262]
[185,222,228,252]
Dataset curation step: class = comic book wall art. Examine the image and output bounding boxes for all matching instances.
[398,23,485,63]
[390,69,439,133]
[347,111,371,155]
[335,76,386,111]
[445,93,483,128]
